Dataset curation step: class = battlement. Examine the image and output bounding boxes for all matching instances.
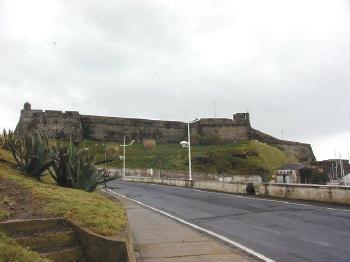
[16,103,82,141]
[21,104,80,119]
[233,113,250,126]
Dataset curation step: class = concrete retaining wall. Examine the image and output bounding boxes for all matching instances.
[194,180,247,194]
[122,176,350,205]
[256,183,350,205]
[123,176,188,187]
[122,176,247,195]
[68,220,135,262]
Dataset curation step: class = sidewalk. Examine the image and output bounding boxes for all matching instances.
[108,192,255,262]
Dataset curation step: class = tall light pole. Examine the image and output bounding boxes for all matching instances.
[120,136,135,178]
[180,118,199,180]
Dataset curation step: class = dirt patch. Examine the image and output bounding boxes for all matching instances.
[0,177,51,221]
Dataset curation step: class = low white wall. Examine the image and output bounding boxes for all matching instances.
[194,180,247,194]
[122,176,248,194]
[113,168,261,182]
[256,183,350,205]
[122,176,187,187]
[122,176,350,205]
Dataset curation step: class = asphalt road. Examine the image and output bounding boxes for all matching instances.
[108,180,350,262]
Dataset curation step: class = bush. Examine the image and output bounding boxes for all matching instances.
[51,144,116,192]
[143,139,156,151]
[106,144,119,157]
[1,132,116,192]
[8,133,55,179]
[0,129,16,150]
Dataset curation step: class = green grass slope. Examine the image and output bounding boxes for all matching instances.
[0,231,50,262]
[0,148,126,236]
[0,147,126,261]
[80,140,289,179]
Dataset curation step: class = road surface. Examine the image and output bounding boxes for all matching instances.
[108,180,350,262]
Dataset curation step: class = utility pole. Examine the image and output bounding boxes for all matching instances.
[339,153,345,178]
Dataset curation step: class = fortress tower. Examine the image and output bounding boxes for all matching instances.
[233,113,250,126]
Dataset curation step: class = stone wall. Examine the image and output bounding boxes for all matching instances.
[15,103,315,161]
[80,115,186,143]
[16,107,83,141]
[192,118,250,143]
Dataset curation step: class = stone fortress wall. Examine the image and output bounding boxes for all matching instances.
[15,102,316,162]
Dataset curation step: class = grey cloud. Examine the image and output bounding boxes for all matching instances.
[0,0,349,159]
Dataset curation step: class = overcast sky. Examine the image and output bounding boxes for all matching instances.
[0,0,349,160]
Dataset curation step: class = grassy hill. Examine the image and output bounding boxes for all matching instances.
[78,140,291,180]
[0,148,126,261]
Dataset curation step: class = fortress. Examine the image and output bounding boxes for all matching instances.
[15,102,316,162]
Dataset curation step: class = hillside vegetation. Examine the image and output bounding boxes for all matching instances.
[0,231,49,262]
[79,140,290,179]
[0,147,126,261]
[0,147,125,236]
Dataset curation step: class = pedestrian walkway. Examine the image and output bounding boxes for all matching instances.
[108,192,254,262]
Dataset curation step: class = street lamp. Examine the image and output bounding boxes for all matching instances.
[180,118,200,180]
[120,136,135,178]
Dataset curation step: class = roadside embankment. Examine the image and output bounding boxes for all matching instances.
[0,148,135,262]
[122,176,350,205]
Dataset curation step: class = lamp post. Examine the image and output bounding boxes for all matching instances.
[180,118,199,180]
[120,136,135,178]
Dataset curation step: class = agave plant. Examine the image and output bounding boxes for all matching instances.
[8,133,56,179]
[51,143,117,192]
[0,129,16,150]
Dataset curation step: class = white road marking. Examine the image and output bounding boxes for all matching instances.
[123,180,350,213]
[106,188,275,262]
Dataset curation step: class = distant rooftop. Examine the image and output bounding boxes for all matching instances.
[277,163,309,171]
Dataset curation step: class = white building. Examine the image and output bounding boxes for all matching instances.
[276,163,311,184]
[343,173,350,186]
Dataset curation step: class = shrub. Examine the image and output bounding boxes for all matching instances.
[1,131,115,191]
[8,133,55,179]
[0,129,16,150]
[143,139,156,151]
[106,144,119,157]
[51,144,117,192]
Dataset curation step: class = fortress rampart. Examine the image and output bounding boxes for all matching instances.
[15,102,316,162]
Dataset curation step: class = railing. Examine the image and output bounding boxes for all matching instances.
[108,167,262,182]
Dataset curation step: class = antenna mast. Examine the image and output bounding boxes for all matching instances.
[335,151,338,179]
[339,153,345,178]
[213,98,217,118]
